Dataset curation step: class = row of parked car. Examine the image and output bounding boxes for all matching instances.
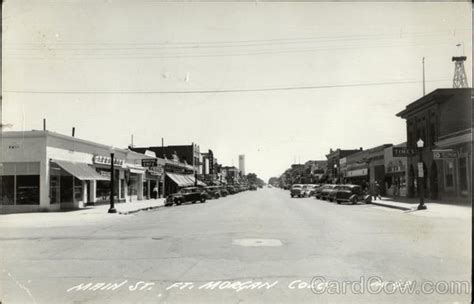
[165,184,258,206]
[289,183,372,205]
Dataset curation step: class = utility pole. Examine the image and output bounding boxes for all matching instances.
[161,137,165,198]
[422,57,426,96]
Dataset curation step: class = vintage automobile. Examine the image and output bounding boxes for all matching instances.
[204,186,221,199]
[219,186,229,197]
[319,184,338,200]
[165,187,207,206]
[290,184,304,198]
[314,184,327,199]
[302,184,319,197]
[327,185,346,202]
[249,184,258,191]
[335,184,372,205]
[226,185,237,194]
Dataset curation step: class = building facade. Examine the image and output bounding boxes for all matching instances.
[326,148,363,183]
[396,88,472,202]
[1,131,160,213]
[384,143,409,197]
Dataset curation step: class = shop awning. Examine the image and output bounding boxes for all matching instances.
[166,173,207,187]
[52,160,109,181]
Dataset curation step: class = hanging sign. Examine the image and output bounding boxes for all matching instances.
[433,150,459,159]
[142,158,158,167]
[392,147,417,157]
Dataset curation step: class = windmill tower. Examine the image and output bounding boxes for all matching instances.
[452,56,469,88]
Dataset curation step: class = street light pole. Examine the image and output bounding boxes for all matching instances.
[417,139,427,210]
[108,151,117,213]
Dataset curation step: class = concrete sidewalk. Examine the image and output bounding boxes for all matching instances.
[83,198,166,215]
[369,196,471,219]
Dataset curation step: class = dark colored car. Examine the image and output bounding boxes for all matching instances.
[319,184,338,200]
[165,187,207,206]
[327,185,345,202]
[290,184,304,198]
[226,185,237,194]
[204,186,221,199]
[249,184,258,191]
[314,184,328,199]
[219,186,229,197]
[335,184,372,205]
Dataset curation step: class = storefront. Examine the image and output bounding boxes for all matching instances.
[434,129,471,202]
[1,130,157,213]
[346,163,369,187]
[383,144,409,197]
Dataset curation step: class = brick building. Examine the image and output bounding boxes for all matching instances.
[396,88,472,202]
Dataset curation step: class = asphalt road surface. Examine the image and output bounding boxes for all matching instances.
[1,188,471,303]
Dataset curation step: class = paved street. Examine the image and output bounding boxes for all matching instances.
[1,188,471,303]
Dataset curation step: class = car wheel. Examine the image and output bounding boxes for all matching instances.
[291,194,294,198]
[336,200,341,204]
[175,199,182,206]
[201,197,206,203]
[351,198,357,205]
[329,198,333,202]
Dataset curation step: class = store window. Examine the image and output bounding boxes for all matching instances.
[60,175,74,202]
[16,175,40,205]
[50,174,60,204]
[74,177,83,202]
[444,160,455,189]
[0,176,15,205]
[459,157,468,194]
[128,175,138,196]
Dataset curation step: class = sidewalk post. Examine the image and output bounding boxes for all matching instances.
[108,149,117,213]
[416,139,427,210]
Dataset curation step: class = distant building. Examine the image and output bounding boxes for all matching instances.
[238,155,245,176]
[326,148,363,183]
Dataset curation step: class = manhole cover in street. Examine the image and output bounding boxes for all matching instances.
[232,238,283,247]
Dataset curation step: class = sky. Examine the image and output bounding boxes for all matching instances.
[2,0,472,182]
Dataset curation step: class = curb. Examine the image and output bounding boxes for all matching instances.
[118,204,165,215]
[368,201,413,211]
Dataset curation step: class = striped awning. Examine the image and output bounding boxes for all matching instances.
[52,160,109,181]
[166,173,206,187]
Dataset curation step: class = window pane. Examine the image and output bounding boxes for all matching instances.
[0,176,15,205]
[16,175,40,205]
[459,157,468,191]
[60,175,73,202]
[74,177,83,201]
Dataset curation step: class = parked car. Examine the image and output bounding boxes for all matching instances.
[302,184,319,197]
[319,184,338,200]
[290,184,304,198]
[314,184,327,199]
[219,186,229,197]
[327,185,346,202]
[249,184,258,191]
[204,186,221,199]
[165,187,207,206]
[335,184,372,205]
[226,185,237,194]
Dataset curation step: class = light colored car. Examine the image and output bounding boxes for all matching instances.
[301,184,318,197]
[290,184,304,198]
